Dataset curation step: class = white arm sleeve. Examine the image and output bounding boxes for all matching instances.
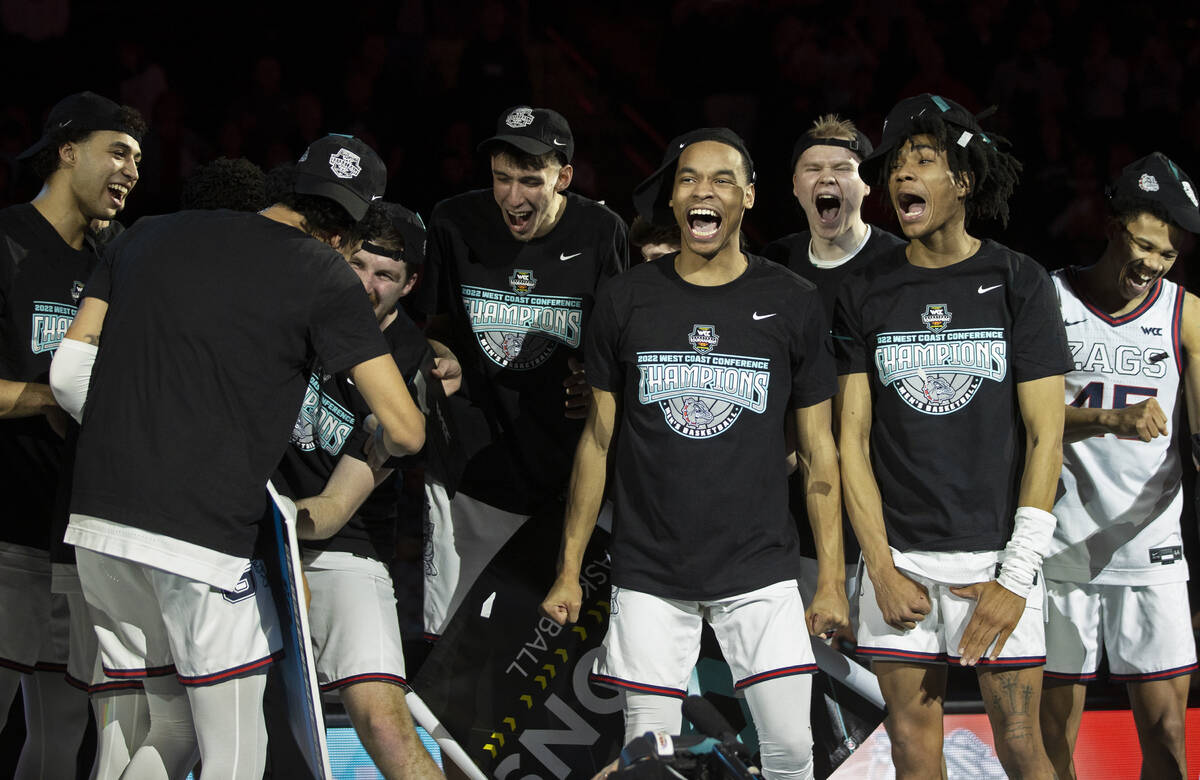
[49,338,98,423]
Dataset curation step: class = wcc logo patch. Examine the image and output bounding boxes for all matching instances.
[328,148,362,179]
[505,107,536,128]
[921,304,952,332]
[873,305,1008,416]
[70,280,85,303]
[636,326,771,439]
[508,269,537,295]
[688,325,720,354]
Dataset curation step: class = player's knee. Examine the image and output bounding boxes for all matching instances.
[757,719,814,780]
[1137,707,1187,754]
[884,716,941,767]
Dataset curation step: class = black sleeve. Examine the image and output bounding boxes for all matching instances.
[1010,258,1073,381]
[832,278,868,376]
[584,277,622,393]
[82,250,114,303]
[309,259,389,376]
[415,208,455,318]
[790,288,837,407]
[608,215,631,276]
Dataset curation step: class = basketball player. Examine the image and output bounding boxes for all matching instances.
[762,113,904,617]
[835,94,1071,779]
[542,127,847,780]
[1039,152,1200,780]
[49,134,424,779]
[275,202,449,780]
[0,91,145,778]
[417,105,628,643]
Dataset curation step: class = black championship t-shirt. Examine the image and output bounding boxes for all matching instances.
[417,190,628,514]
[763,224,904,563]
[832,239,1072,553]
[273,308,427,561]
[71,210,388,560]
[588,253,837,600]
[0,204,96,549]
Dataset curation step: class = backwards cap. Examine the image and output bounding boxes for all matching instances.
[17,91,145,161]
[1108,152,1200,234]
[790,129,873,173]
[293,134,387,221]
[859,94,993,183]
[632,127,755,226]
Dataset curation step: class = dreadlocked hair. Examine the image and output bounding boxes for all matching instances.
[880,114,1022,228]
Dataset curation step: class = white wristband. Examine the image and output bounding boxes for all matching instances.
[49,337,98,423]
[996,506,1056,598]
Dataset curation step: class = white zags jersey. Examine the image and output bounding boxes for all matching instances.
[1044,269,1186,585]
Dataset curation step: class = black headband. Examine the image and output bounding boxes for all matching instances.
[361,241,405,261]
[790,131,874,172]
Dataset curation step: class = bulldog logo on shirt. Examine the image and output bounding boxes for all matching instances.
[874,306,1007,415]
[636,327,771,439]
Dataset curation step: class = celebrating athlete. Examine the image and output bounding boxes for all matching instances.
[1039,152,1200,780]
[835,94,1071,779]
[542,127,847,780]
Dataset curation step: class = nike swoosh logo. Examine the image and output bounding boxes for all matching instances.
[977,283,1003,294]
[371,195,383,201]
[752,312,777,320]
[560,252,582,261]
[1063,319,1086,327]
[552,139,567,146]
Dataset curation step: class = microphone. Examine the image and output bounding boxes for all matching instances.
[681,696,756,780]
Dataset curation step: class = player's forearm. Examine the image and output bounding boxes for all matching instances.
[837,374,894,576]
[0,380,58,419]
[557,391,616,577]
[1017,378,1066,511]
[840,443,893,575]
[795,404,844,586]
[295,494,354,539]
[1063,404,1116,443]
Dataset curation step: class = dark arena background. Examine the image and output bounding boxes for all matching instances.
[2,1,1200,777]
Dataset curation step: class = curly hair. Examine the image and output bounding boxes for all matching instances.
[1108,192,1175,230]
[27,105,148,182]
[878,115,1022,228]
[180,158,266,212]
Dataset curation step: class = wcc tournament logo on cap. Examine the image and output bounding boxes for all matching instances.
[479,105,575,163]
[293,134,386,221]
[328,148,362,179]
[1109,152,1200,233]
[505,107,536,129]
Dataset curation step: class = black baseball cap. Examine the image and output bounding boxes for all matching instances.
[366,202,427,266]
[1108,152,1200,234]
[789,129,873,173]
[859,94,991,183]
[293,134,386,221]
[17,91,145,161]
[479,106,574,163]
[632,127,756,225]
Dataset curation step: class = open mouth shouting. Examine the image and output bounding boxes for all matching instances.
[687,207,722,241]
[815,193,842,226]
[896,191,927,225]
[506,207,535,234]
